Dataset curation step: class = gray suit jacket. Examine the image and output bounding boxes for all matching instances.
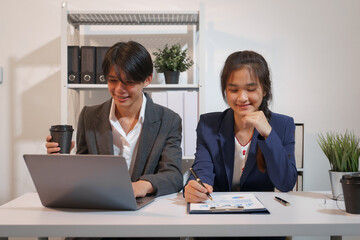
[76,93,183,196]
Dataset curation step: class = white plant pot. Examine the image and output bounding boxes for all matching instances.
[329,170,355,200]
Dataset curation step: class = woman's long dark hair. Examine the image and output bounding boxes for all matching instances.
[220,50,273,172]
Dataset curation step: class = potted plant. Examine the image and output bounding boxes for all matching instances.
[317,130,360,199]
[153,43,194,84]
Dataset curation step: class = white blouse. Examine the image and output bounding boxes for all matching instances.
[232,136,252,190]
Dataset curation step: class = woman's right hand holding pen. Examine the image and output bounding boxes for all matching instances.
[184,180,213,203]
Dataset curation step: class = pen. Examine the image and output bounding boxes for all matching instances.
[274,196,290,206]
[189,168,213,201]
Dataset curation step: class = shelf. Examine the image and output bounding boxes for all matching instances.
[67,84,199,90]
[146,84,199,89]
[68,12,199,28]
[61,3,204,160]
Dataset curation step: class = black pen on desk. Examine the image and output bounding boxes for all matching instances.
[189,168,213,201]
[274,196,290,206]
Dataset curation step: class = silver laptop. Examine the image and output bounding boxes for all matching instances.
[23,154,155,210]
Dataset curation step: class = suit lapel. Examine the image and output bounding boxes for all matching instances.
[217,109,235,191]
[131,93,160,181]
[240,129,259,189]
[93,99,114,155]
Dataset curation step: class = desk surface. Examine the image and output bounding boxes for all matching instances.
[0,191,360,238]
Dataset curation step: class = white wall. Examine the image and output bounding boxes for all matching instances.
[1,0,360,204]
[0,0,63,204]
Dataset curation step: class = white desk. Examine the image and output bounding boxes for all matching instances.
[0,191,359,238]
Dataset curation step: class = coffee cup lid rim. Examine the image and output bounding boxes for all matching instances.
[341,173,360,181]
[49,125,74,132]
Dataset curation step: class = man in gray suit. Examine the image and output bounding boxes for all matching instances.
[46,41,183,197]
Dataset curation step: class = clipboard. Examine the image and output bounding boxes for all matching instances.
[188,193,270,214]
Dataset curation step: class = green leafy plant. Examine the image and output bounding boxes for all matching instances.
[317,130,360,172]
[153,43,194,73]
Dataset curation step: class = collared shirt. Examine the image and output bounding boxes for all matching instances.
[109,93,147,173]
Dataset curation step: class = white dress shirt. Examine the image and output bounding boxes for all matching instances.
[109,93,147,174]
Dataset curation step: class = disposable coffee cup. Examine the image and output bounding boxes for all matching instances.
[341,173,360,214]
[49,125,74,154]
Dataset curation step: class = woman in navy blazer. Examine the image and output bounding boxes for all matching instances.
[184,51,297,203]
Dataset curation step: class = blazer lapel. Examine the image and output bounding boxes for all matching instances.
[131,93,160,181]
[217,109,235,191]
[93,99,114,155]
[240,129,259,189]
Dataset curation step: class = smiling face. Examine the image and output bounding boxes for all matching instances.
[107,65,151,113]
[225,67,265,118]
[220,51,272,121]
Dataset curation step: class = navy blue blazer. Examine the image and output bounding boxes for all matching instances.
[188,109,297,192]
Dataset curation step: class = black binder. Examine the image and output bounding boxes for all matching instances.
[67,46,80,84]
[96,47,110,84]
[80,46,96,84]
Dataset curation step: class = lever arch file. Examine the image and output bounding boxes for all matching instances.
[80,46,96,84]
[68,46,80,84]
[96,47,109,84]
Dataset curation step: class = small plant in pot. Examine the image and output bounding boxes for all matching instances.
[317,130,360,199]
[153,43,194,84]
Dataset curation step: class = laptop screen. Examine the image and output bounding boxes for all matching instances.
[23,154,154,210]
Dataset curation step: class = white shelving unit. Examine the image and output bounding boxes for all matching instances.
[295,123,304,191]
[67,84,200,90]
[60,2,204,160]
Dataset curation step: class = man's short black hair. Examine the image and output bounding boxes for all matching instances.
[102,41,153,84]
